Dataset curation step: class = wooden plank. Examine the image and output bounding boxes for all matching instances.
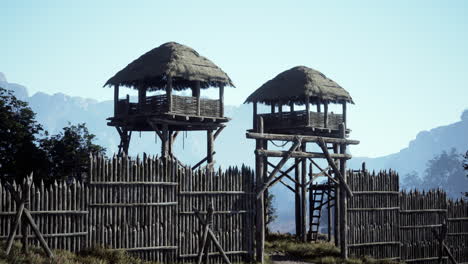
[246,132,360,145]
[257,149,350,159]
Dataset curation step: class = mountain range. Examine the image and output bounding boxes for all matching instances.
[1,72,466,232]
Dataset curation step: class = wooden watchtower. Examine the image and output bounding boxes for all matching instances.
[105,42,234,168]
[245,66,359,262]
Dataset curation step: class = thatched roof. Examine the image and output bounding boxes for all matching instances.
[105,42,234,90]
[245,66,353,105]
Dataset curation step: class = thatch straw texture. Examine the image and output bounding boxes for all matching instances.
[245,66,353,105]
[105,42,234,90]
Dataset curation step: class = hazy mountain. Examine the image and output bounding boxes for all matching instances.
[2,72,466,233]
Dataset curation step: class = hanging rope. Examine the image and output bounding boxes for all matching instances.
[269,140,288,148]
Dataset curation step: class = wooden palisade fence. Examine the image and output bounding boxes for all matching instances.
[347,169,468,264]
[0,155,255,264]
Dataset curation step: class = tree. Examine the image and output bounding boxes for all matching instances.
[264,192,278,235]
[0,87,46,181]
[39,123,106,182]
[423,148,467,198]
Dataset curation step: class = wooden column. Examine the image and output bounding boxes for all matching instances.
[294,158,301,238]
[333,143,340,247]
[168,130,174,157]
[306,97,311,126]
[278,102,283,113]
[195,81,201,116]
[324,102,329,128]
[342,102,347,128]
[21,183,30,253]
[207,130,214,166]
[166,76,173,112]
[255,117,265,263]
[138,87,147,111]
[253,103,258,131]
[339,123,348,258]
[327,177,332,242]
[317,102,321,113]
[219,85,224,117]
[263,139,269,236]
[301,144,307,242]
[308,162,313,241]
[114,85,119,116]
[289,102,294,112]
[271,103,275,113]
[162,124,169,158]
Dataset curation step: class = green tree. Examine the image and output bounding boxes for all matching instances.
[0,87,47,181]
[39,123,106,182]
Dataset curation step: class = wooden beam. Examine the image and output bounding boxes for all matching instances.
[207,130,214,168]
[192,151,216,170]
[316,138,353,197]
[256,140,302,199]
[266,161,298,187]
[301,144,307,242]
[279,180,295,193]
[114,85,119,116]
[253,103,257,131]
[167,76,173,112]
[289,102,294,112]
[246,132,359,145]
[342,102,347,127]
[195,81,201,116]
[255,116,265,263]
[338,124,348,259]
[219,85,224,117]
[295,157,301,239]
[309,159,339,184]
[317,102,321,113]
[257,149,351,159]
[270,104,275,113]
[324,102,328,128]
[162,124,169,158]
[213,126,225,140]
[306,97,310,126]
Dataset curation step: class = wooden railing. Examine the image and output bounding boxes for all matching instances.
[115,95,221,118]
[259,110,344,130]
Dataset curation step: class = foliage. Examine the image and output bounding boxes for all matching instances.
[264,191,278,234]
[0,87,47,182]
[0,87,105,183]
[0,241,160,264]
[265,235,400,264]
[38,123,106,182]
[423,148,467,198]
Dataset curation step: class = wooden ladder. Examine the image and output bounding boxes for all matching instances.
[308,184,325,242]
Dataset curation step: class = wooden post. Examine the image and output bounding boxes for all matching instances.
[114,85,119,116]
[168,130,174,157]
[327,177,332,242]
[278,102,283,113]
[301,144,307,242]
[324,102,329,128]
[339,123,347,259]
[253,102,258,131]
[21,181,30,253]
[333,143,340,247]
[162,124,169,158]
[290,102,294,112]
[207,130,214,167]
[219,85,224,117]
[317,102,321,113]
[306,97,310,126]
[166,76,173,112]
[295,158,301,238]
[195,81,201,116]
[271,103,275,113]
[255,116,265,263]
[308,163,313,241]
[342,102,347,127]
[138,87,146,111]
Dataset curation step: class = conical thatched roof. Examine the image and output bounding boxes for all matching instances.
[105,42,234,90]
[245,66,353,105]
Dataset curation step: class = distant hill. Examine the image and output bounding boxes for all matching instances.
[2,72,466,233]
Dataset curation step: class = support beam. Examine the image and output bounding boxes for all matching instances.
[195,81,201,116]
[246,132,359,145]
[289,102,294,112]
[167,76,173,112]
[219,85,224,117]
[324,102,329,128]
[114,85,119,116]
[333,143,340,247]
[192,151,216,170]
[342,102,347,127]
[308,163,313,241]
[162,124,169,159]
[295,157,301,238]
[317,102,321,113]
[257,149,351,160]
[256,140,302,199]
[253,103,258,131]
[214,126,225,140]
[339,124,348,259]
[316,138,353,197]
[306,97,310,126]
[207,130,214,168]
[255,117,265,263]
[301,144,307,242]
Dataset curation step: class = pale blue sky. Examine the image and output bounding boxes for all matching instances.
[1,1,467,157]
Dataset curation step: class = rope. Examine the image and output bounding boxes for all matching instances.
[269,140,288,148]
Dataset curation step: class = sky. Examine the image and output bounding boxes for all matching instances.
[1,0,467,158]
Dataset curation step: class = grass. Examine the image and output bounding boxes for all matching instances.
[265,233,400,264]
[0,241,159,264]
